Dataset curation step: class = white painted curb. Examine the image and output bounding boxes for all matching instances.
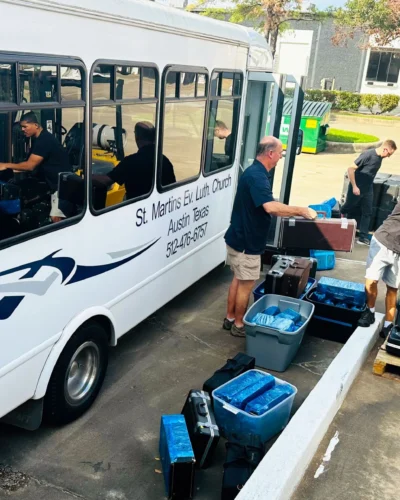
[237,313,384,500]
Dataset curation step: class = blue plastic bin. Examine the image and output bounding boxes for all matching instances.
[310,250,336,271]
[309,204,332,218]
[322,197,338,208]
[317,277,365,306]
[213,369,297,443]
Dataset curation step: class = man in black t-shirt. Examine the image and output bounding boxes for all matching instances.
[341,140,396,245]
[214,120,234,161]
[94,122,175,199]
[0,111,72,222]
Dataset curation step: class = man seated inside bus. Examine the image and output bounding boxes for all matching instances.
[214,120,233,162]
[0,112,72,223]
[94,121,176,200]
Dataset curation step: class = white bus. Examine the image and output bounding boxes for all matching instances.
[0,0,303,428]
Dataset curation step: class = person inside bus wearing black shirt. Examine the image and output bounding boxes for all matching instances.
[0,111,72,223]
[214,120,233,162]
[94,121,176,199]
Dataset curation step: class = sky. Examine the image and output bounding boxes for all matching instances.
[312,0,346,8]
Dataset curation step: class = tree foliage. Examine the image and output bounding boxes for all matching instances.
[333,0,400,46]
[187,0,326,57]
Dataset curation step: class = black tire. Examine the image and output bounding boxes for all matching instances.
[44,321,109,425]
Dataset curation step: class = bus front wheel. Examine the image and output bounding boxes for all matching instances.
[44,321,109,425]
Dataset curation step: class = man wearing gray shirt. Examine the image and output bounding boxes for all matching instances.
[358,201,400,338]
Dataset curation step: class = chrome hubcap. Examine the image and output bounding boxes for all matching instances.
[65,341,100,405]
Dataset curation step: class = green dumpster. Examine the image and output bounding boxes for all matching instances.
[279,99,331,154]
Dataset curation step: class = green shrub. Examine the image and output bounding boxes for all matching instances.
[379,94,400,114]
[361,94,378,114]
[305,89,336,103]
[335,91,361,112]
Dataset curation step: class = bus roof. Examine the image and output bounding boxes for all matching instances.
[12,0,265,48]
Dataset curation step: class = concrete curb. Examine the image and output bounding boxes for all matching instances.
[331,113,399,126]
[326,140,382,154]
[237,313,384,500]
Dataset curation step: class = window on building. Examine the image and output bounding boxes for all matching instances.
[204,71,242,175]
[160,68,208,188]
[90,63,158,211]
[366,51,400,84]
[0,57,86,245]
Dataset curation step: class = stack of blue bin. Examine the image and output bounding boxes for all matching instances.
[308,198,337,271]
[213,369,297,444]
[305,277,366,342]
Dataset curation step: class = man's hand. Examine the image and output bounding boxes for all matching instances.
[353,185,360,196]
[0,164,8,171]
[299,207,317,220]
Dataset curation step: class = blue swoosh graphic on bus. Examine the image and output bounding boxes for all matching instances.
[67,239,159,284]
[0,252,75,283]
[0,238,160,320]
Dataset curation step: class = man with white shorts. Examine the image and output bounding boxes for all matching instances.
[358,201,400,338]
[223,136,317,337]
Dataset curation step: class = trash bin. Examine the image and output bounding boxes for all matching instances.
[279,99,331,154]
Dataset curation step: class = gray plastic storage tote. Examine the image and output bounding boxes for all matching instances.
[244,294,315,372]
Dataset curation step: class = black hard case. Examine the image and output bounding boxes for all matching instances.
[264,257,311,298]
[203,353,255,396]
[181,390,220,469]
[271,254,317,278]
[386,327,400,357]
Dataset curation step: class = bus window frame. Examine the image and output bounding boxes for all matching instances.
[0,51,87,252]
[157,64,209,193]
[202,68,244,177]
[89,59,160,217]
[202,68,243,178]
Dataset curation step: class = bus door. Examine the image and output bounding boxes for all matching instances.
[240,72,305,247]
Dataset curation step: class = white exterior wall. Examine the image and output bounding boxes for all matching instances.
[274,30,313,80]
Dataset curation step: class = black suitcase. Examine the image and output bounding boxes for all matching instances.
[264,257,311,298]
[386,326,400,357]
[203,353,255,397]
[271,254,317,279]
[182,390,220,469]
[221,436,264,500]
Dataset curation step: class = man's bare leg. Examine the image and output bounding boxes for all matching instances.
[226,276,239,320]
[385,285,398,323]
[234,279,255,328]
[365,279,379,309]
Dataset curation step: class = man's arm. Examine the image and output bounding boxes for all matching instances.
[92,174,115,187]
[263,201,316,220]
[348,163,360,196]
[0,154,43,172]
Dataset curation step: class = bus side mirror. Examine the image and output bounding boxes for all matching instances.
[296,129,303,155]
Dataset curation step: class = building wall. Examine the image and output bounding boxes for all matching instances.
[286,18,367,92]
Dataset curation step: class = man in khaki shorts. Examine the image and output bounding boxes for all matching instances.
[357,201,400,338]
[223,136,317,337]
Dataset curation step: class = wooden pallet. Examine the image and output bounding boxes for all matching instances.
[373,338,400,380]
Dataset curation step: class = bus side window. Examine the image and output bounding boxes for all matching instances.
[204,71,242,174]
[90,64,158,212]
[0,59,87,244]
[159,70,208,189]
